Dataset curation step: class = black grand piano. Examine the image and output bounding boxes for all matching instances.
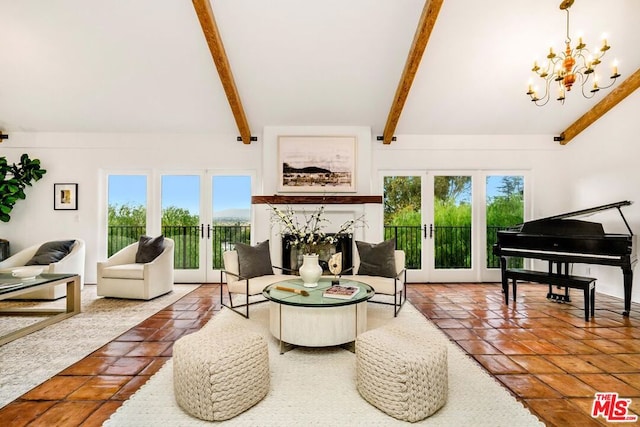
[493,200,637,316]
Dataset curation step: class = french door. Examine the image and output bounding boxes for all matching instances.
[160,173,204,282]
[161,172,253,283]
[382,170,527,283]
[107,171,253,283]
[426,171,475,282]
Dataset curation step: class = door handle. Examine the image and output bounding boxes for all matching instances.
[429,224,433,239]
[207,224,212,239]
[200,224,204,239]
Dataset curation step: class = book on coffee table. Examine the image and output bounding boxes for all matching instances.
[323,285,359,300]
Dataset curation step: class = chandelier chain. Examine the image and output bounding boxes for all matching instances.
[564,9,571,45]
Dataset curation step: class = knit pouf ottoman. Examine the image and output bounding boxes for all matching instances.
[356,325,448,422]
[173,326,270,421]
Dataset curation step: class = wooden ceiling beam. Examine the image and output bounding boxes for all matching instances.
[381,0,444,145]
[192,0,252,144]
[558,68,640,145]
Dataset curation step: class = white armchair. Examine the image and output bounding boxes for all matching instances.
[343,249,407,316]
[97,238,174,300]
[0,239,86,300]
[222,249,297,318]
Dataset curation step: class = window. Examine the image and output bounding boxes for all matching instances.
[107,175,147,256]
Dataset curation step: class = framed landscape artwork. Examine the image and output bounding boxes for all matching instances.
[54,183,78,210]
[277,136,357,193]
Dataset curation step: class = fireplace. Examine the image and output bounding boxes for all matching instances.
[259,197,379,276]
[281,234,353,274]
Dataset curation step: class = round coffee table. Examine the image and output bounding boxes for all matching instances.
[263,278,374,353]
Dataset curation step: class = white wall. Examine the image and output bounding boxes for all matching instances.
[1,102,638,306]
[558,90,640,304]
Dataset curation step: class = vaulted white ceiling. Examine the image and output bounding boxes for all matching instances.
[1,0,638,139]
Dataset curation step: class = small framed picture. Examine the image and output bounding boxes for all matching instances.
[54,183,78,210]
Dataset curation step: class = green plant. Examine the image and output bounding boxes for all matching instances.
[0,154,47,222]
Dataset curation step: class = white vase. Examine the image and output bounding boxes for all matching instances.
[299,254,323,288]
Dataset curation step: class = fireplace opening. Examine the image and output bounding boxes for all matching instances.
[281,234,353,275]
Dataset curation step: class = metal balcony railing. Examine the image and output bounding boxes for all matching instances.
[107,225,251,269]
[384,225,423,269]
[107,225,146,257]
[383,225,519,269]
[108,224,519,271]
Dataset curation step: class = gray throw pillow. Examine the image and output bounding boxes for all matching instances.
[235,240,273,279]
[356,239,397,278]
[135,235,165,263]
[25,240,76,266]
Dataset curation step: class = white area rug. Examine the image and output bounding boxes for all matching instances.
[0,284,197,408]
[105,301,544,426]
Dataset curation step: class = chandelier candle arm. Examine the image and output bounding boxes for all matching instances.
[526,0,621,106]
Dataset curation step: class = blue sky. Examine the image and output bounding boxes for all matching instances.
[486,176,501,199]
[108,175,251,215]
[486,175,523,199]
[108,175,516,214]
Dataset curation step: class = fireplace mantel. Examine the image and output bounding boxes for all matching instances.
[251,195,382,205]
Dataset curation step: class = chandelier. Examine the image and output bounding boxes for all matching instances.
[527,0,620,106]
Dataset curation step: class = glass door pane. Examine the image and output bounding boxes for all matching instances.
[382,174,427,282]
[211,175,252,270]
[383,176,422,269]
[161,175,201,273]
[107,175,147,256]
[432,175,472,270]
[486,175,524,269]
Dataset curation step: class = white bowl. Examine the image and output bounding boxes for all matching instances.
[11,266,44,280]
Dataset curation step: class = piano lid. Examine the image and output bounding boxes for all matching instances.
[543,200,632,222]
[518,200,634,236]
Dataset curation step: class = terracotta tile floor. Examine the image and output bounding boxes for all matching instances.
[0,283,639,426]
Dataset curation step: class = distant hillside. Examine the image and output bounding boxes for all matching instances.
[213,208,250,222]
[283,162,331,174]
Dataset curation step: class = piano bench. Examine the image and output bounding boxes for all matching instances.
[503,268,596,321]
